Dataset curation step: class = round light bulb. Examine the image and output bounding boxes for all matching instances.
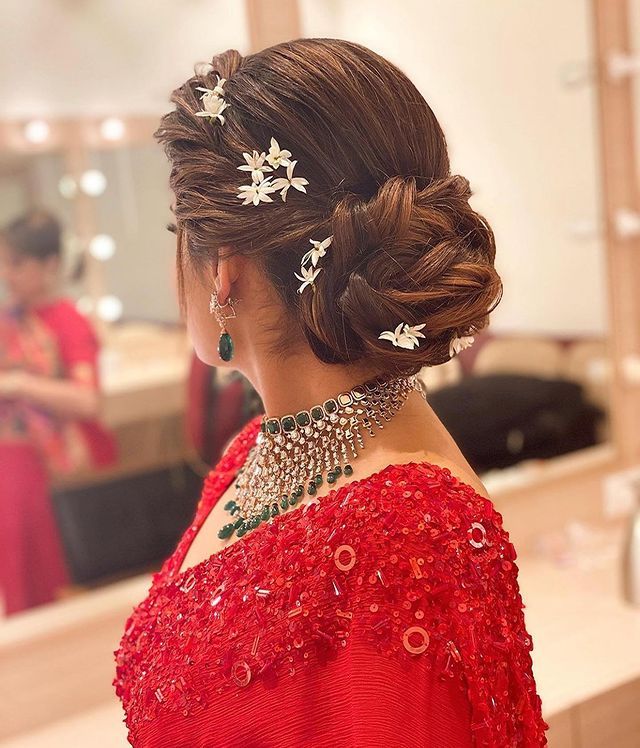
[24,120,50,144]
[80,169,107,196]
[89,234,116,261]
[97,295,123,322]
[58,174,78,199]
[100,117,125,141]
[75,296,94,315]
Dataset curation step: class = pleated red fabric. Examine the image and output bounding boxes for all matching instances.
[113,415,549,747]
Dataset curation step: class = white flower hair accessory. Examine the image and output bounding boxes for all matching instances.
[236,178,277,206]
[194,75,229,125]
[236,137,308,205]
[233,135,325,295]
[295,235,333,294]
[378,323,427,350]
[237,150,273,183]
[295,264,323,294]
[266,137,292,168]
[301,236,332,267]
[270,160,309,202]
[449,334,475,358]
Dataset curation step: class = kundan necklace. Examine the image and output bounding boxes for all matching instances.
[218,372,427,540]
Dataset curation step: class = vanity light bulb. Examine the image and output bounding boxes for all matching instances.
[24,120,50,144]
[97,295,123,322]
[100,117,125,141]
[76,296,94,315]
[58,175,78,199]
[80,169,107,196]
[89,234,116,261]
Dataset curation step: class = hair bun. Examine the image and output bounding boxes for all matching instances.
[300,174,502,374]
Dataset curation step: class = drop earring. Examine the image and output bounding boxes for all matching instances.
[209,291,239,362]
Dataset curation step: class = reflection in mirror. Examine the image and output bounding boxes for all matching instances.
[0,176,119,617]
[0,151,79,304]
[87,145,178,324]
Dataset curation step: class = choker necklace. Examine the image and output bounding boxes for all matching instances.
[218,372,426,540]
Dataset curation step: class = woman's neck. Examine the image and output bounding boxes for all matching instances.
[245,353,383,418]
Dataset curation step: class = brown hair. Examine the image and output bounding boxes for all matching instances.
[155,38,502,377]
[1,209,62,261]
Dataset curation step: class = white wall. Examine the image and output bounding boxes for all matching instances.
[0,0,249,117]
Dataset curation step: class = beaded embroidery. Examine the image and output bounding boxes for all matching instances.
[113,415,549,747]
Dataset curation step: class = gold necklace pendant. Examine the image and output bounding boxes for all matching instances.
[217,372,424,540]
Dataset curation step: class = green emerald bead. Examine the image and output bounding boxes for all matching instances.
[233,517,245,529]
[224,500,236,511]
[261,505,271,521]
[344,464,353,476]
[230,504,241,515]
[280,496,289,510]
[271,503,279,517]
[334,465,342,476]
[327,471,337,484]
[281,416,296,432]
[323,398,338,414]
[289,493,299,506]
[218,332,233,362]
[266,418,280,435]
[295,411,311,427]
[310,406,324,421]
[252,515,262,528]
[217,523,235,539]
[297,484,304,495]
[236,524,248,537]
[307,482,317,495]
[314,474,323,486]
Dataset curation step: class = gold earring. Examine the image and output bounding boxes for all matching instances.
[209,291,238,362]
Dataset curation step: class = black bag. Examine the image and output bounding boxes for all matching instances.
[427,373,605,473]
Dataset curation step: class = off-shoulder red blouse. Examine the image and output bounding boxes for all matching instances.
[113,415,549,747]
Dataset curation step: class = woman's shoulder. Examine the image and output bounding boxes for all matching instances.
[34,296,97,338]
[313,461,548,744]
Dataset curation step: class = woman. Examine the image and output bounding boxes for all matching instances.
[0,210,118,615]
[113,40,549,746]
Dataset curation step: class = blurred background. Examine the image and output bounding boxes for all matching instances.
[0,1,639,746]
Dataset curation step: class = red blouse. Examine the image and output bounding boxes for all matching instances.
[113,415,549,747]
[33,297,117,468]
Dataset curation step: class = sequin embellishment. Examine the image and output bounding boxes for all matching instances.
[113,415,549,747]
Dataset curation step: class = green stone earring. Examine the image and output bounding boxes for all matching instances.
[209,291,238,363]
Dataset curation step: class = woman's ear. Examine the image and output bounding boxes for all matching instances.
[215,246,241,302]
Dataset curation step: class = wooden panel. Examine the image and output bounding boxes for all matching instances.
[545,709,576,748]
[576,678,640,747]
[245,0,301,52]
[592,0,640,463]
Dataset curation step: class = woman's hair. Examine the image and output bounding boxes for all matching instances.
[1,209,62,261]
[155,38,502,377]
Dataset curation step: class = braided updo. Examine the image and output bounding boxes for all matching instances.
[155,38,502,378]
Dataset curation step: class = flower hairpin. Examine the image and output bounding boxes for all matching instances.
[266,138,292,168]
[237,150,273,184]
[237,138,307,205]
[378,323,427,350]
[295,264,323,294]
[270,160,309,201]
[194,75,229,125]
[301,236,332,268]
[295,235,333,294]
[449,334,475,358]
[233,134,325,293]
